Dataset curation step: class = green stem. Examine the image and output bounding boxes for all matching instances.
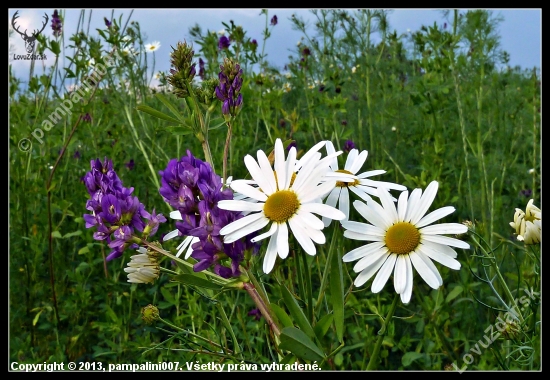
[216,303,241,355]
[366,293,399,370]
[314,225,338,313]
[243,282,281,337]
[158,317,231,353]
[222,119,233,182]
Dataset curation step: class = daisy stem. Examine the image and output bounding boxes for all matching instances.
[314,225,338,313]
[366,293,399,370]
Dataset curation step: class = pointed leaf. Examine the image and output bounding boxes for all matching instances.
[171,274,222,291]
[279,283,316,339]
[136,105,182,124]
[279,327,325,362]
[270,303,293,328]
[155,93,186,122]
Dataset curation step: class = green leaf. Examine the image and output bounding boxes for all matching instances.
[329,245,344,342]
[270,303,293,328]
[63,230,82,239]
[278,327,325,362]
[278,353,298,365]
[50,40,61,56]
[32,310,43,326]
[155,93,185,122]
[51,231,62,239]
[314,313,334,341]
[401,352,424,367]
[446,285,463,303]
[78,246,90,255]
[136,105,182,124]
[279,283,316,339]
[171,274,222,291]
[160,287,176,305]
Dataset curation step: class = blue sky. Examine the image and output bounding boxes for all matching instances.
[9,8,541,84]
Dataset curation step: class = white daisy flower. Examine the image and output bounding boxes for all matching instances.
[144,41,161,53]
[218,138,346,274]
[162,210,199,259]
[342,181,469,304]
[322,141,407,226]
[124,247,160,284]
[510,199,541,244]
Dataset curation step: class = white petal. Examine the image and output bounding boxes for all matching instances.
[416,206,456,228]
[339,187,350,221]
[394,255,407,294]
[263,234,279,274]
[422,240,458,258]
[163,229,180,241]
[274,138,287,190]
[353,248,388,272]
[302,222,326,245]
[218,199,265,212]
[410,181,438,224]
[325,140,338,170]
[353,253,388,287]
[300,202,345,220]
[353,200,393,230]
[230,181,268,202]
[295,209,324,230]
[421,223,468,235]
[357,169,386,178]
[341,220,385,236]
[360,178,407,191]
[349,185,373,203]
[418,243,461,270]
[415,249,443,286]
[296,140,326,170]
[371,254,397,293]
[401,255,414,304]
[422,234,470,250]
[397,190,409,221]
[277,222,289,259]
[322,187,341,227]
[169,210,182,220]
[376,186,399,221]
[251,222,278,243]
[244,154,274,196]
[288,216,316,255]
[343,241,385,262]
[343,230,384,242]
[257,148,277,194]
[282,146,297,190]
[300,181,336,203]
[348,150,368,174]
[404,188,422,222]
[344,149,359,171]
[221,213,268,241]
[409,251,441,289]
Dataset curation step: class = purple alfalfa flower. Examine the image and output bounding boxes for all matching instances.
[270,15,278,26]
[142,208,167,238]
[106,225,134,261]
[248,308,262,321]
[125,159,135,170]
[198,58,205,80]
[104,17,112,29]
[218,35,230,50]
[215,58,243,118]
[81,113,92,123]
[286,141,297,151]
[73,151,81,160]
[51,9,62,38]
[344,139,356,152]
[98,194,121,225]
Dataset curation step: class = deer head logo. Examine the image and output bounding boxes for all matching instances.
[11,11,49,54]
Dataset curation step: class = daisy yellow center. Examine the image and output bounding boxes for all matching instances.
[264,190,300,223]
[335,169,360,188]
[385,222,420,255]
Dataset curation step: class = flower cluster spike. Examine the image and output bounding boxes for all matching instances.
[82,158,166,260]
[166,41,196,98]
[159,150,258,278]
[215,57,243,118]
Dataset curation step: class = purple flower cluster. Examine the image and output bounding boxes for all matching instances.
[218,35,230,50]
[51,10,62,38]
[215,58,243,117]
[159,150,257,278]
[83,158,166,261]
[344,139,356,152]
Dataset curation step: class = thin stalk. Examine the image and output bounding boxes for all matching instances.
[223,120,233,182]
[365,293,399,370]
[243,282,281,338]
